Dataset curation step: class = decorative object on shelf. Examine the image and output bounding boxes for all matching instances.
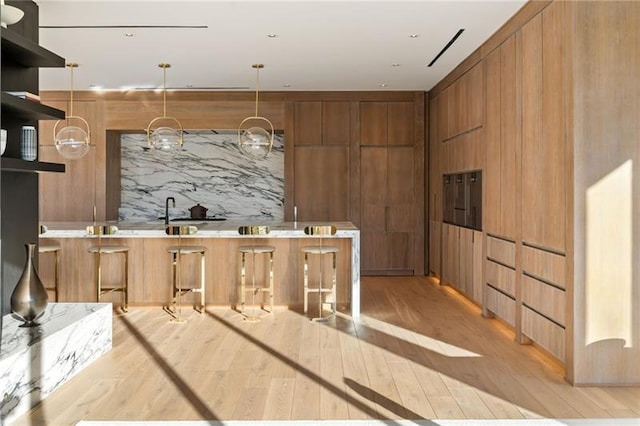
[147,63,183,158]
[10,243,49,327]
[53,63,91,160]
[20,125,37,161]
[238,64,274,160]
[1,128,6,155]
[0,0,24,28]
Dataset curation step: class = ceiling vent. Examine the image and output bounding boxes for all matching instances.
[428,29,465,67]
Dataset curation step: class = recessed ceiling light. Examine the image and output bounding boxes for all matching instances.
[282,84,291,88]
[267,34,278,38]
[392,63,401,67]
[409,34,419,38]
[124,33,134,37]
[186,84,193,88]
[380,84,388,88]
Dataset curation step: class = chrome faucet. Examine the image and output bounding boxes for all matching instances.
[165,197,175,225]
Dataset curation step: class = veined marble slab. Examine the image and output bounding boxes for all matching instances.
[0,303,112,424]
[120,131,284,222]
[39,223,361,318]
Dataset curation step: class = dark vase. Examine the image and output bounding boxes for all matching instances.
[10,243,48,327]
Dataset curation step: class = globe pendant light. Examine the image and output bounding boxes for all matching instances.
[53,63,91,160]
[238,64,274,160]
[147,63,183,158]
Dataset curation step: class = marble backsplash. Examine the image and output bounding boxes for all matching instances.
[119,130,284,222]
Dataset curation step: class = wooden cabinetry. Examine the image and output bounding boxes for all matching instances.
[359,100,422,275]
[441,223,483,304]
[521,2,567,253]
[292,101,352,221]
[39,99,98,221]
[484,35,518,240]
[0,1,65,316]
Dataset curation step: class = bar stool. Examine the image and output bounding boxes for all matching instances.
[301,225,338,321]
[39,241,61,302]
[238,225,275,321]
[166,225,206,323]
[38,225,61,302]
[86,225,129,312]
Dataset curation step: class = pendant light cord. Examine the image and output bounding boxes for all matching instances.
[163,64,167,118]
[255,66,260,117]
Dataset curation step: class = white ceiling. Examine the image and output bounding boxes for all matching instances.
[35,0,526,92]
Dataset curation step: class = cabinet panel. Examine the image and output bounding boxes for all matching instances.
[486,286,516,327]
[459,227,473,296]
[428,96,443,222]
[360,102,387,146]
[294,101,322,146]
[429,220,442,275]
[387,102,414,146]
[293,147,349,221]
[522,305,565,362]
[388,232,413,271]
[361,231,387,272]
[486,236,516,267]
[521,3,567,253]
[500,35,518,240]
[360,147,387,230]
[485,259,516,296]
[322,101,350,145]
[522,275,566,326]
[442,223,458,285]
[387,147,414,205]
[472,230,484,304]
[521,245,565,289]
[484,48,502,236]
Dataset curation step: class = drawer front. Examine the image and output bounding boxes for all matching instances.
[522,275,566,326]
[522,306,565,362]
[485,259,516,297]
[486,285,516,327]
[522,245,566,289]
[486,235,516,267]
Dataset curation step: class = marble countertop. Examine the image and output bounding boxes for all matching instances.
[40,221,359,238]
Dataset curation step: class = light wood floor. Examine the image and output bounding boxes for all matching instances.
[15,276,640,425]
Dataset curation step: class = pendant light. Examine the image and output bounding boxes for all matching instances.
[238,64,273,160]
[53,63,91,160]
[147,63,183,158]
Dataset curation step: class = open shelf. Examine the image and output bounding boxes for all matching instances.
[1,157,65,173]
[1,92,65,121]
[0,29,65,68]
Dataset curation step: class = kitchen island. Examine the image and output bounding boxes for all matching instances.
[38,221,360,318]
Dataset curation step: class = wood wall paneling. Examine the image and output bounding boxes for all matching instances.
[499,35,518,240]
[322,101,350,145]
[293,147,350,221]
[484,48,502,236]
[294,101,322,146]
[359,102,387,146]
[387,102,415,146]
[522,305,565,362]
[522,275,566,326]
[486,285,516,327]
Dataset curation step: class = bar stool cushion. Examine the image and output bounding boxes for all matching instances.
[167,245,207,254]
[301,246,339,254]
[88,245,129,254]
[238,245,275,254]
[39,243,61,253]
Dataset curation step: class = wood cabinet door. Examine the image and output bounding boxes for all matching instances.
[294,101,322,146]
[500,35,518,240]
[521,3,566,253]
[387,102,415,146]
[472,230,484,304]
[322,101,351,146]
[360,102,387,146]
[459,226,473,295]
[484,47,502,236]
[429,220,442,276]
[293,146,350,221]
[442,223,459,286]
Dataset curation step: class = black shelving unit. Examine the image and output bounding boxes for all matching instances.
[1,1,66,317]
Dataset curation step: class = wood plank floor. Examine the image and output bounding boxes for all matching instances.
[15,276,640,425]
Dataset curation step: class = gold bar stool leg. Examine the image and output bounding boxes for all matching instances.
[304,252,309,315]
[200,251,206,313]
[96,251,102,302]
[123,251,129,312]
[53,249,59,302]
[240,252,246,313]
[269,251,274,313]
[332,252,337,316]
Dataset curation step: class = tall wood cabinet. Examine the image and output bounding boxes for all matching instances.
[360,101,421,275]
[430,0,639,384]
[0,1,65,316]
[292,101,351,222]
[289,95,425,276]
